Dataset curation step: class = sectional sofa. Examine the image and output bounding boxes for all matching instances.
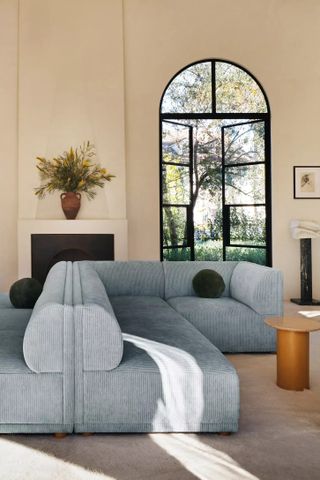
[0,260,283,434]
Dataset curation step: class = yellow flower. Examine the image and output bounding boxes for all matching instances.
[82,160,91,168]
[78,179,85,188]
[100,168,107,175]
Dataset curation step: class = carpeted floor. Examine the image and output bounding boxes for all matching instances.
[1,303,320,480]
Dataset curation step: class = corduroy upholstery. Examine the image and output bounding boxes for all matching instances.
[163,261,237,299]
[92,261,165,297]
[167,296,276,352]
[74,295,239,433]
[0,293,32,331]
[230,262,284,316]
[0,260,283,434]
[23,262,73,373]
[0,262,74,433]
[72,260,283,433]
[73,262,123,372]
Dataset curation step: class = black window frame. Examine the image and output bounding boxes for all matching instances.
[159,59,272,266]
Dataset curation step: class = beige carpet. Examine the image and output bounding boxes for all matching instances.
[1,303,320,480]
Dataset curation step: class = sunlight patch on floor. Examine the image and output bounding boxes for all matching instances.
[0,437,115,480]
[151,433,259,480]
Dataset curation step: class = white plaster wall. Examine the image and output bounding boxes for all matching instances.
[0,0,18,290]
[1,0,320,298]
[18,0,126,220]
[123,0,320,299]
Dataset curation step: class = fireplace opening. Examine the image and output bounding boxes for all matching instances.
[32,234,114,284]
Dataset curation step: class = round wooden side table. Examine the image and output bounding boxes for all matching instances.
[265,316,320,391]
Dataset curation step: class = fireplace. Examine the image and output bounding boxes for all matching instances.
[31,233,114,284]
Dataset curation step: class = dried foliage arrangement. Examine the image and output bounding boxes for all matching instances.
[35,141,114,200]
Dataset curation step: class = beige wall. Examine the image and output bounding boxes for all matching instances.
[0,0,18,291]
[1,0,320,298]
[19,0,126,220]
[123,0,320,300]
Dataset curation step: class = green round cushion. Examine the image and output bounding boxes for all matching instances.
[192,269,225,298]
[9,278,43,309]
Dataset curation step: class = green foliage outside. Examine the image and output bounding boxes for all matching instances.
[164,240,265,265]
[162,61,267,265]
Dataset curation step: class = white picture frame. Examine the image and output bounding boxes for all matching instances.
[293,166,320,199]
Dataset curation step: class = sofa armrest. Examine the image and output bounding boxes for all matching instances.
[230,262,283,315]
[23,261,73,373]
[73,262,123,371]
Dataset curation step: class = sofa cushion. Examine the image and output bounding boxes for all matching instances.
[0,294,32,331]
[193,269,225,298]
[86,295,240,433]
[23,261,74,373]
[0,333,65,426]
[73,261,123,371]
[163,261,237,299]
[230,262,283,315]
[89,261,165,297]
[167,296,276,352]
[0,330,30,374]
[9,278,43,309]
[0,293,14,308]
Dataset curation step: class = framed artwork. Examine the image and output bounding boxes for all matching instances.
[293,166,320,199]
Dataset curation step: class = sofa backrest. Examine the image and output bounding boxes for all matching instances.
[163,261,238,299]
[90,261,165,297]
[23,261,73,373]
[73,261,123,371]
[230,262,284,315]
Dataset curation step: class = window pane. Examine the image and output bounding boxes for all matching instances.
[163,207,187,247]
[225,164,265,204]
[225,246,266,265]
[216,62,267,113]
[161,62,212,113]
[224,121,265,165]
[163,247,191,261]
[162,164,190,205]
[162,122,190,165]
[229,206,266,245]
[195,240,223,260]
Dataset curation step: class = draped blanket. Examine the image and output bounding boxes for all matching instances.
[123,333,204,431]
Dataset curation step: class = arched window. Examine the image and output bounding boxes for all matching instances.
[160,60,271,265]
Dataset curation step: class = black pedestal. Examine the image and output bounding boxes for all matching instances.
[290,238,320,306]
[290,298,320,306]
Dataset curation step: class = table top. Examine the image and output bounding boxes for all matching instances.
[265,316,320,333]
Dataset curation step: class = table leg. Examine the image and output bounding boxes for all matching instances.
[276,330,309,391]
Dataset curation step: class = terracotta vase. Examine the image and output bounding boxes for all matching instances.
[60,192,81,219]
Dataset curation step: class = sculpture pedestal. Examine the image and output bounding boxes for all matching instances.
[290,238,320,305]
[290,298,320,306]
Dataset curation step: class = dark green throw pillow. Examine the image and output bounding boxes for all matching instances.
[9,278,43,309]
[192,269,225,298]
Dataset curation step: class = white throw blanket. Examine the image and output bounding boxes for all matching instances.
[123,333,204,431]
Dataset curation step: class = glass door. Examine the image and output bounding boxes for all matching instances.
[161,120,194,260]
[221,120,268,264]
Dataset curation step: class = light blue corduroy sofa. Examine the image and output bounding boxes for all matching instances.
[0,262,74,434]
[0,260,283,434]
[72,260,283,434]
